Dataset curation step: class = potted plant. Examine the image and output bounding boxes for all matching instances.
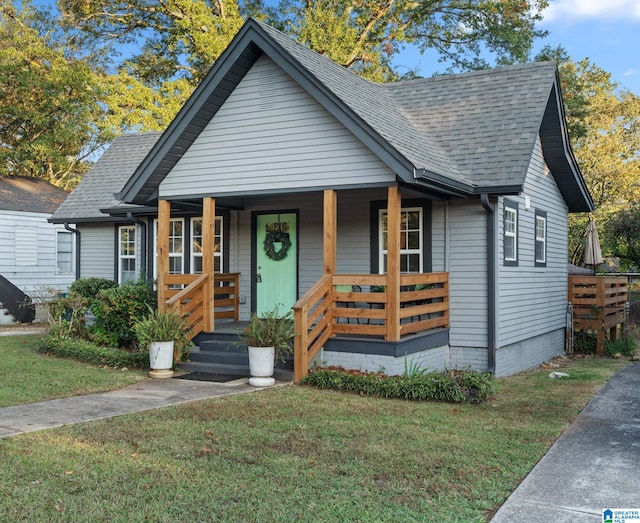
[133,307,191,378]
[238,307,294,387]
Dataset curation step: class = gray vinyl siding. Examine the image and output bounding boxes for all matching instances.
[0,210,75,294]
[431,201,446,272]
[447,199,488,347]
[78,224,116,281]
[159,55,395,198]
[497,136,568,347]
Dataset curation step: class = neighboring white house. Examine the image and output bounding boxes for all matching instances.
[50,19,593,377]
[0,176,73,323]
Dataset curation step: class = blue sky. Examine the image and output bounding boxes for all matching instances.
[396,0,640,95]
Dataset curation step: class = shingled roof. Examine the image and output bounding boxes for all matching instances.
[0,176,67,214]
[50,133,161,223]
[111,18,591,212]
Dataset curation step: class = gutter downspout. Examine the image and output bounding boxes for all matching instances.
[127,213,147,280]
[480,194,496,374]
[64,223,81,281]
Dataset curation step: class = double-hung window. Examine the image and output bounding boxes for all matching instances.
[56,230,74,274]
[118,225,136,283]
[535,210,547,266]
[379,207,422,273]
[191,216,223,273]
[153,218,184,279]
[503,200,518,266]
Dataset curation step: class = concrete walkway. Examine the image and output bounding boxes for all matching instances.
[0,377,269,438]
[491,362,640,522]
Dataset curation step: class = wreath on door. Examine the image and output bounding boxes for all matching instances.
[264,230,291,261]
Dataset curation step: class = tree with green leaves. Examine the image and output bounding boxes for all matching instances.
[537,46,640,266]
[606,203,640,271]
[2,0,550,188]
[59,0,549,83]
[0,1,109,189]
[270,0,549,81]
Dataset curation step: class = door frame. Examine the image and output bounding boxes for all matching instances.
[251,209,300,313]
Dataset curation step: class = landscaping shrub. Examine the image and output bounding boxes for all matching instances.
[302,366,496,403]
[38,336,149,369]
[42,291,89,340]
[604,336,636,357]
[69,277,118,300]
[90,280,156,349]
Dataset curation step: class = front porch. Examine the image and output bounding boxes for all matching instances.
[156,188,450,383]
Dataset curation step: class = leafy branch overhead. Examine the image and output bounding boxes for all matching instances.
[1,0,549,189]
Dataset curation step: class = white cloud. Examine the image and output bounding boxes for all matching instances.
[543,0,640,23]
[624,68,640,77]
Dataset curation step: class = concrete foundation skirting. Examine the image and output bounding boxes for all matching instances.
[494,328,565,377]
[322,344,449,375]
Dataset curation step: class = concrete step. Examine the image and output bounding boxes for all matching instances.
[177,360,293,382]
[178,361,249,376]
[188,349,248,365]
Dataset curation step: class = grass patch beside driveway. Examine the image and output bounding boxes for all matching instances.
[0,356,628,522]
[0,334,147,407]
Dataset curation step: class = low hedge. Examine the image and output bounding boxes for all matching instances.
[301,366,496,403]
[38,336,149,369]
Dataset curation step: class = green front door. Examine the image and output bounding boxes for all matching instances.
[255,212,298,315]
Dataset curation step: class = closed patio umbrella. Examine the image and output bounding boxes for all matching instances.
[584,218,603,274]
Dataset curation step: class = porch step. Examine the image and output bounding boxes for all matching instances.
[179,330,294,381]
[178,360,293,382]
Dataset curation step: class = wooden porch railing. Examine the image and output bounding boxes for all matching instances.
[568,275,628,354]
[164,272,240,339]
[293,272,449,383]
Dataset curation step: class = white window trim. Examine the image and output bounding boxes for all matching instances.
[56,229,74,274]
[153,218,185,279]
[118,225,136,283]
[190,216,224,274]
[535,213,547,265]
[378,207,423,274]
[504,205,518,263]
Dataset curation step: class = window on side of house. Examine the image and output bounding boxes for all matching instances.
[153,218,185,279]
[191,216,224,273]
[379,207,423,273]
[56,230,74,274]
[535,210,547,267]
[503,199,518,266]
[118,225,136,283]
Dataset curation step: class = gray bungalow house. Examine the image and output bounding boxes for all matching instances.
[50,18,593,380]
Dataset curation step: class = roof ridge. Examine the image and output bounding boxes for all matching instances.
[385,60,557,88]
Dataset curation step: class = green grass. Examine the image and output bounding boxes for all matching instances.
[0,355,629,522]
[0,335,147,407]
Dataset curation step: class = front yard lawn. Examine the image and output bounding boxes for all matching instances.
[0,349,628,522]
[0,334,146,407]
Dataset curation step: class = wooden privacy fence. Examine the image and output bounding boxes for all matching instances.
[568,275,628,354]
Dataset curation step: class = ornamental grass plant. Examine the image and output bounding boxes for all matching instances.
[237,307,294,356]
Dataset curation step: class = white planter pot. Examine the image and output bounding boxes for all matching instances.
[248,345,276,387]
[149,341,174,378]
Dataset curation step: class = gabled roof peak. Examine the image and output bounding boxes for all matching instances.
[114,18,591,212]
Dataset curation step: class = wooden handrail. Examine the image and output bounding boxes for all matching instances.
[163,272,241,338]
[293,274,332,383]
[292,272,450,383]
[166,273,208,308]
